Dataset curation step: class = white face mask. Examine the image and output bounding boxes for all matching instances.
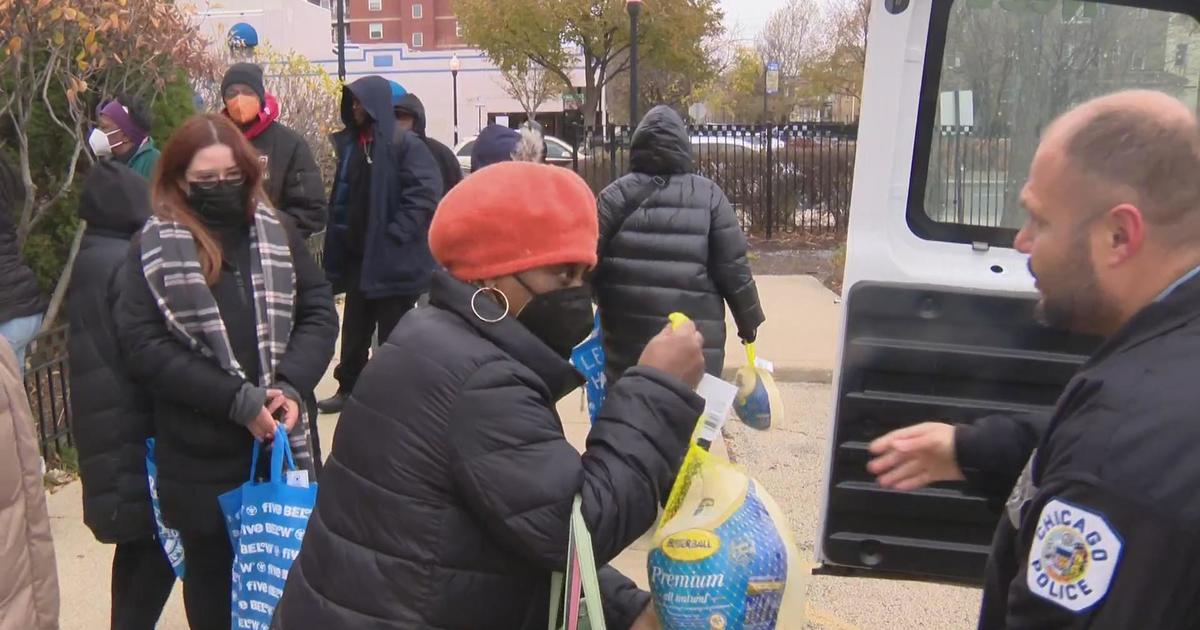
[88,128,124,158]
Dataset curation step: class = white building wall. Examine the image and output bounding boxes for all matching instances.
[310,45,588,146]
[192,0,334,61]
[189,0,594,147]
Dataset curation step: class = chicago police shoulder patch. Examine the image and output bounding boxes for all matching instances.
[1026,497,1123,613]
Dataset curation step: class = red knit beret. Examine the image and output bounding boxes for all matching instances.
[429,161,599,281]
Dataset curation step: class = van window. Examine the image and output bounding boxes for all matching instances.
[908,0,1200,246]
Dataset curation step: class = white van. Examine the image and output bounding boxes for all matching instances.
[819,0,1199,582]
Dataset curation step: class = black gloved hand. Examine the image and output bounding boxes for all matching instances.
[739,329,757,344]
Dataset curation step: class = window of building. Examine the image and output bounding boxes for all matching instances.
[369,22,384,40]
[368,0,381,11]
[1177,43,1190,69]
[412,3,423,19]
[412,31,424,48]
[456,21,464,39]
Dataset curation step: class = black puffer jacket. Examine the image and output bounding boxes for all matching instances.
[595,105,764,379]
[395,93,464,195]
[0,156,46,324]
[274,271,704,630]
[115,213,337,535]
[250,120,328,238]
[67,162,155,544]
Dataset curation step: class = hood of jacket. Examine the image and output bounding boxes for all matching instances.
[629,105,694,176]
[394,93,428,138]
[341,76,396,140]
[77,161,151,235]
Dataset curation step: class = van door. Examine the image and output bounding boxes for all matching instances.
[818,0,1200,583]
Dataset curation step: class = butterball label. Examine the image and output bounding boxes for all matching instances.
[662,529,722,562]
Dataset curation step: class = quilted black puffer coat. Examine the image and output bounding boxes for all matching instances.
[67,162,155,544]
[595,105,764,380]
[273,270,704,630]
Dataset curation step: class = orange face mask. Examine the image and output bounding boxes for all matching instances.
[225,94,261,125]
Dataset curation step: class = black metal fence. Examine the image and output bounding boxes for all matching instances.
[565,123,858,238]
[926,130,1019,229]
[23,326,73,468]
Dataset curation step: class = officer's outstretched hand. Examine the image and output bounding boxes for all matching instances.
[867,422,964,491]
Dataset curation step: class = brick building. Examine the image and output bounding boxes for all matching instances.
[317,0,468,48]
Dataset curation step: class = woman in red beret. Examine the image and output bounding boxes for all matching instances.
[275,161,706,629]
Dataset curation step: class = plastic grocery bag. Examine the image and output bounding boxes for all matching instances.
[570,313,606,424]
[145,438,186,579]
[731,343,781,431]
[219,426,317,629]
[648,443,806,629]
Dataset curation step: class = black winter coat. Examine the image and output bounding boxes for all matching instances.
[324,77,444,298]
[250,121,328,238]
[274,271,704,630]
[595,106,764,379]
[115,213,338,536]
[395,93,464,195]
[0,156,45,324]
[979,270,1200,629]
[67,162,154,544]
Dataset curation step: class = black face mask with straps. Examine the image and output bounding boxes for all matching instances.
[514,277,595,359]
[187,181,249,227]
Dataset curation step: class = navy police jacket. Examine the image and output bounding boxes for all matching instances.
[978,269,1200,629]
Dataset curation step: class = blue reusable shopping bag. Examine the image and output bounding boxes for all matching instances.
[570,313,606,424]
[145,438,186,579]
[219,426,317,629]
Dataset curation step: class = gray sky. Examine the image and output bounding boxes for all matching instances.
[720,0,791,40]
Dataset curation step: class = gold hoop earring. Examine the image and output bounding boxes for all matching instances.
[471,286,510,323]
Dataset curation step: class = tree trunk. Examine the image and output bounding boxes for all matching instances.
[40,221,85,332]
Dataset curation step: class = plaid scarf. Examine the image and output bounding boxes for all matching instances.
[139,204,314,474]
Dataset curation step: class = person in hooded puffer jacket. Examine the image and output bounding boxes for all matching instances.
[393,90,464,194]
[273,161,706,630]
[0,337,59,630]
[221,63,327,238]
[594,105,765,382]
[66,161,176,630]
[318,76,443,414]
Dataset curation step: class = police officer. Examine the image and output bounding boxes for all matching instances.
[872,90,1200,628]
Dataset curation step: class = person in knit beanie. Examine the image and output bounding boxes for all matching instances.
[469,123,523,172]
[273,161,707,630]
[219,62,327,237]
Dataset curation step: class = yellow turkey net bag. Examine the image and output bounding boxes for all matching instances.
[647,438,807,629]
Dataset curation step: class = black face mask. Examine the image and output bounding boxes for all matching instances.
[515,283,595,359]
[187,181,248,226]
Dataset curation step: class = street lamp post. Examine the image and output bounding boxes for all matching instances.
[626,0,642,126]
[450,53,461,145]
[335,0,346,81]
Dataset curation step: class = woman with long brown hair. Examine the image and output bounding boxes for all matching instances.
[115,113,337,629]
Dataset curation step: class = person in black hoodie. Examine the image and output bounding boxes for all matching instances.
[274,161,705,630]
[66,161,174,630]
[115,113,337,630]
[318,76,443,414]
[0,154,47,375]
[394,91,463,194]
[220,63,327,237]
[595,105,765,382]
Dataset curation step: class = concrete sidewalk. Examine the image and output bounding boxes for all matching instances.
[721,275,840,383]
[49,274,834,628]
